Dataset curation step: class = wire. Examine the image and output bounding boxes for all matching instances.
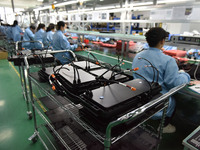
[138,57,156,83]
[194,63,200,80]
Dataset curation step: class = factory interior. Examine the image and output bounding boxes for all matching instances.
[0,0,200,150]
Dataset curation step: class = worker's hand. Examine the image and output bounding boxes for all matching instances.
[160,47,165,51]
[189,52,193,55]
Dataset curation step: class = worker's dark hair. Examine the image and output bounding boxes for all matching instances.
[30,24,36,30]
[56,21,65,30]
[36,23,45,31]
[46,23,55,32]
[145,27,169,47]
[12,20,18,27]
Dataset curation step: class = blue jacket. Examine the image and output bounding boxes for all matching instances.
[132,47,190,119]
[34,29,45,50]
[43,31,54,49]
[12,25,23,42]
[5,26,13,41]
[0,26,5,35]
[52,30,77,64]
[22,27,35,50]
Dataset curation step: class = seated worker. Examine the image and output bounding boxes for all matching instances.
[187,49,200,59]
[34,23,45,50]
[22,24,36,50]
[52,21,78,64]
[43,23,55,49]
[5,24,13,41]
[132,27,190,133]
[12,20,23,42]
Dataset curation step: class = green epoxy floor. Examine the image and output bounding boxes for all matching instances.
[0,58,199,150]
[0,59,44,150]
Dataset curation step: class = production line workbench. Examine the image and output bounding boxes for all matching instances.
[6,30,200,150]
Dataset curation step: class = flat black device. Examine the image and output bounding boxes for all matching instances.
[80,79,161,119]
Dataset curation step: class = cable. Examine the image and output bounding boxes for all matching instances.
[97,59,124,80]
[138,57,159,83]
[144,65,159,83]
[97,79,136,91]
[62,55,81,84]
[86,51,101,71]
[194,63,200,80]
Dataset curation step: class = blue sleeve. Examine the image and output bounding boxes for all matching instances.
[60,36,77,51]
[163,58,190,89]
[17,26,23,33]
[27,29,34,40]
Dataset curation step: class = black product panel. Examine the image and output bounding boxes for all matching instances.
[80,79,162,119]
[8,54,54,66]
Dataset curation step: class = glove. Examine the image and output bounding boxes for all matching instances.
[178,69,185,73]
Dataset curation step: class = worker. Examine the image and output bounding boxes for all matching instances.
[34,23,45,50]
[22,24,36,50]
[187,49,200,59]
[5,24,13,41]
[52,21,78,64]
[12,20,23,42]
[43,23,55,49]
[132,27,190,133]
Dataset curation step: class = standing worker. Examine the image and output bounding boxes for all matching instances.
[52,21,78,64]
[12,20,23,42]
[132,27,190,133]
[34,23,45,50]
[43,23,55,49]
[22,24,36,50]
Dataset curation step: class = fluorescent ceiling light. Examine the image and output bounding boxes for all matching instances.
[157,0,192,3]
[54,1,77,7]
[54,1,57,4]
[37,0,43,1]
[34,6,51,11]
[95,5,120,10]
[130,2,153,7]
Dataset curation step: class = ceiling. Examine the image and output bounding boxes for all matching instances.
[0,0,146,10]
[0,0,197,11]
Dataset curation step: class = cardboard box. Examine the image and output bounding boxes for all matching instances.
[0,50,8,59]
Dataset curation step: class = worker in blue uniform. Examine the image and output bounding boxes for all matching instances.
[5,24,13,41]
[12,20,23,42]
[34,23,45,50]
[187,49,200,60]
[22,25,36,50]
[52,21,78,64]
[132,27,190,133]
[43,23,55,49]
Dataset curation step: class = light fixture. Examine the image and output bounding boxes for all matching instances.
[37,0,44,1]
[53,1,57,4]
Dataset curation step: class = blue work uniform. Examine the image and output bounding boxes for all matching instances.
[12,25,23,42]
[43,31,54,49]
[187,49,200,59]
[52,30,77,64]
[5,26,13,41]
[34,29,45,50]
[132,47,190,119]
[22,27,35,50]
[0,26,5,35]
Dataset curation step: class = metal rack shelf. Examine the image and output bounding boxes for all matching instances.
[28,67,186,149]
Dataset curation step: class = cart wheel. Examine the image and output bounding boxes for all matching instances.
[31,136,38,143]
[27,112,32,120]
